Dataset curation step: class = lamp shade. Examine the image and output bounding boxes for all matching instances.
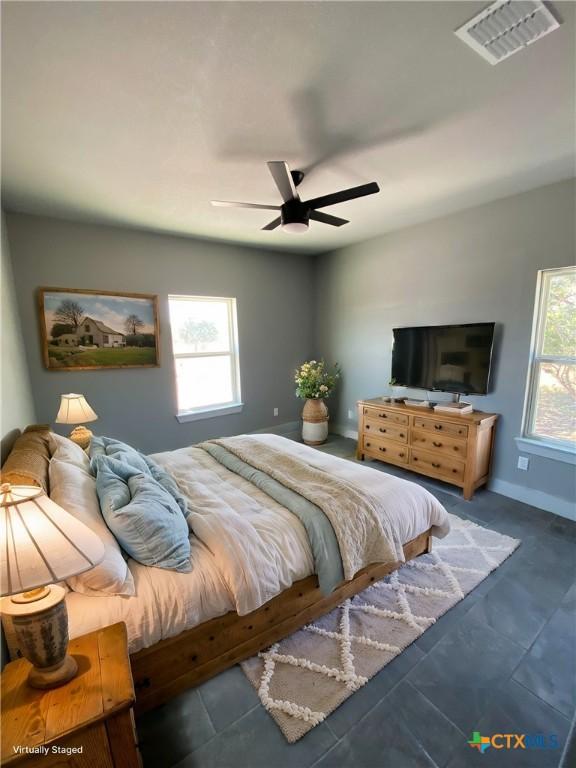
[55,393,98,425]
[0,484,105,596]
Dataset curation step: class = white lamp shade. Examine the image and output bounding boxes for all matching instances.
[0,485,105,596]
[55,393,98,425]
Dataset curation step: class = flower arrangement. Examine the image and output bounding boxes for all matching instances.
[294,360,341,400]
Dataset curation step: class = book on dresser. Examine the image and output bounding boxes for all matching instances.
[356,398,498,500]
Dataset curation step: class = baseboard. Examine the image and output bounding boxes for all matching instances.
[251,420,300,436]
[331,424,358,441]
[331,425,574,521]
[488,478,575,521]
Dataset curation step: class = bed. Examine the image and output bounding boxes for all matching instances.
[1,428,449,715]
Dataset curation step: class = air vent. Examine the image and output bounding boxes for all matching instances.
[455,1,561,65]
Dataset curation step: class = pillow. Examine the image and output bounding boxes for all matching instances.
[90,436,188,516]
[50,432,91,472]
[1,426,52,491]
[49,457,135,596]
[93,455,191,573]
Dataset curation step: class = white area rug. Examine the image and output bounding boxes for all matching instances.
[241,513,519,742]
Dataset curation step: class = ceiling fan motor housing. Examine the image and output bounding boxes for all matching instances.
[281,199,310,227]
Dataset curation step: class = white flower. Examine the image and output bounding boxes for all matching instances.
[320,385,328,392]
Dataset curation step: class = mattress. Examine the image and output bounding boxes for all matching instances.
[7,435,449,656]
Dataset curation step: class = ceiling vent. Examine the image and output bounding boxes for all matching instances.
[455,1,561,65]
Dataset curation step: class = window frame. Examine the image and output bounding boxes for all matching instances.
[168,294,243,422]
[520,266,575,460]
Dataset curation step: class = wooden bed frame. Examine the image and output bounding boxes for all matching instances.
[1,428,433,716]
[130,529,432,714]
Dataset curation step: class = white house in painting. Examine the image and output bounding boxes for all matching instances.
[53,316,126,347]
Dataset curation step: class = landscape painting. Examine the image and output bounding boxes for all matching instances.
[39,288,160,370]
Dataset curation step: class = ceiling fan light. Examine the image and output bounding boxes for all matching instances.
[282,221,309,234]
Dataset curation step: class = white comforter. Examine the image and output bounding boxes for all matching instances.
[11,435,449,656]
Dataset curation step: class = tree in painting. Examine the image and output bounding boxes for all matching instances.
[125,314,145,335]
[54,299,84,331]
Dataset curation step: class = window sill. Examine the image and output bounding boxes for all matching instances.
[515,437,576,465]
[176,403,244,423]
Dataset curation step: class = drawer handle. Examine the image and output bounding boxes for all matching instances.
[434,425,442,431]
[366,442,371,448]
[452,468,458,473]
[378,413,387,418]
[433,441,442,447]
[399,452,405,458]
[400,433,405,438]
[379,447,386,453]
[432,462,441,469]
[413,457,418,462]
[379,428,387,433]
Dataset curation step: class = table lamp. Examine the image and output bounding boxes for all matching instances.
[55,393,98,448]
[0,483,105,689]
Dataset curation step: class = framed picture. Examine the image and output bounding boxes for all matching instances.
[38,287,160,370]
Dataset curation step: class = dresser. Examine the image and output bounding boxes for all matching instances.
[356,399,498,500]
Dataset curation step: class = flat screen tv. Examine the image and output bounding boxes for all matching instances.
[391,322,495,395]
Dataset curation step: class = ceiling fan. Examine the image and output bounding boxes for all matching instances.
[211,161,380,233]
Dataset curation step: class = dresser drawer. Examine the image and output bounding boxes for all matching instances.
[413,416,468,439]
[363,435,408,464]
[411,429,467,460]
[362,407,409,426]
[410,448,465,482]
[364,418,408,443]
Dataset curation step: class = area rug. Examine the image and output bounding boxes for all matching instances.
[241,513,520,742]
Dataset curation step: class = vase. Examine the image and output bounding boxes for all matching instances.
[301,398,329,445]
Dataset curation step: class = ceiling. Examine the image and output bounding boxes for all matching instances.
[2,1,575,254]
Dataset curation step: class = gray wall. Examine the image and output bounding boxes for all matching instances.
[5,213,315,453]
[315,179,576,513]
[1,211,35,461]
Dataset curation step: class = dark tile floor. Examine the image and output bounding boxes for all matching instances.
[136,435,576,768]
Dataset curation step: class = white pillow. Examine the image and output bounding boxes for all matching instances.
[50,432,91,472]
[49,457,135,596]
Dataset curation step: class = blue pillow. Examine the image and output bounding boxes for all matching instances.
[93,455,191,573]
[90,436,188,517]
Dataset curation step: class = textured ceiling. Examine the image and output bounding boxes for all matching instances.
[2,1,575,253]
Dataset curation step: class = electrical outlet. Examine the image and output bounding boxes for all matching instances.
[348,409,354,420]
[517,456,529,471]
[273,407,279,417]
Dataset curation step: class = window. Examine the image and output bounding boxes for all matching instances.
[168,295,242,421]
[521,267,575,456]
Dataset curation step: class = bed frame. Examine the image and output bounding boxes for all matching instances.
[1,428,433,715]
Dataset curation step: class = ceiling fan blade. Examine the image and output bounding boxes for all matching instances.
[310,211,349,227]
[262,217,282,231]
[305,181,380,210]
[267,161,299,203]
[211,200,280,210]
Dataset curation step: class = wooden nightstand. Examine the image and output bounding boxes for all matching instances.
[1,622,141,768]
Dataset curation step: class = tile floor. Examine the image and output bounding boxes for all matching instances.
[136,435,576,768]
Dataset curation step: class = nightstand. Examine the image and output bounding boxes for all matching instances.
[1,622,141,768]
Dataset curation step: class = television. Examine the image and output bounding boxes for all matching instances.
[391,322,495,395]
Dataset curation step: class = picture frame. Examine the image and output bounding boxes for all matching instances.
[38,287,160,370]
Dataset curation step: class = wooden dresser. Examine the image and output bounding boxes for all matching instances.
[356,398,498,500]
